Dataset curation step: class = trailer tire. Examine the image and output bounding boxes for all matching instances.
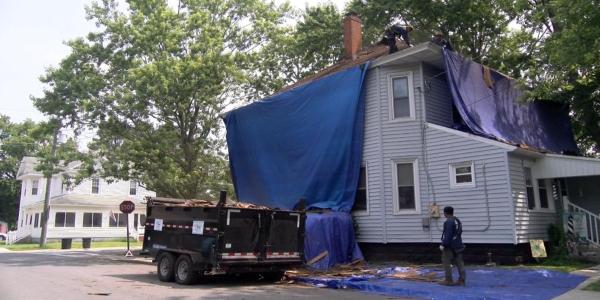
[157,252,176,282]
[262,271,285,282]
[174,255,198,285]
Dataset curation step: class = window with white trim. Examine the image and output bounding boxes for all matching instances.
[31,179,39,195]
[524,167,535,209]
[389,72,414,120]
[34,213,39,228]
[109,213,127,227]
[54,212,75,227]
[91,178,100,194]
[450,162,475,188]
[392,159,420,213]
[352,166,367,212]
[129,180,137,195]
[83,213,103,227]
[538,179,553,210]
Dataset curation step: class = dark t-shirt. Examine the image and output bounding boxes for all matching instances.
[441,216,464,251]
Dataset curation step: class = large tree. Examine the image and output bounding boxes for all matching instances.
[0,116,78,229]
[33,0,290,199]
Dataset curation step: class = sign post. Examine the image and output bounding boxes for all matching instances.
[119,200,135,257]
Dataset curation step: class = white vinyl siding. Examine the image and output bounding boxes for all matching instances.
[510,154,558,242]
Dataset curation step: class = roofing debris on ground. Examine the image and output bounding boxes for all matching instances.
[147,196,273,210]
[285,260,441,283]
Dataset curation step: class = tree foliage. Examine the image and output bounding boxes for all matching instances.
[0,116,52,228]
[33,0,290,199]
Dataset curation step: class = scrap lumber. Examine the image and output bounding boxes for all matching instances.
[306,251,329,265]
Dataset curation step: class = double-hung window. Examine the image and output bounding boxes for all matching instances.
[538,179,553,210]
[91,178,100,194]
[450,162,475,188]
[389,72,414,120]
[352,165,368,212]
[31,179,39,195]
[524,167,535,210]
[392,159,420,214]
[129,180,137,195]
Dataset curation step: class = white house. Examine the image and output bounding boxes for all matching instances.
[14,156,156,243]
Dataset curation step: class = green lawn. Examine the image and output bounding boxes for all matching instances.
[583,278,600,292]
[0,239,140,251]
[509,257,597,273]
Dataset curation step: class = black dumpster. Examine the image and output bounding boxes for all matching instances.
[82,238,92,249]
[61,238,72,249]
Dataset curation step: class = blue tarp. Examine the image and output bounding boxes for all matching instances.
[304,212,363,270]
[224,64,369,211]
[443,49,579,154]
[296,266,587,300]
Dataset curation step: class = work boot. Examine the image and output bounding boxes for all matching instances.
[457,278,466,286]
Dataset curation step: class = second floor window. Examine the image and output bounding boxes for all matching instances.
[31,179,39,195]
[389,72,414,120]
[129,180,137,195]
[91,178,100,194]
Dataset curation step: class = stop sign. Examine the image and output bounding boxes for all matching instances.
[119,200,135,214]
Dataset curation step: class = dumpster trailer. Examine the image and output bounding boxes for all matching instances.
[141,193,306,284]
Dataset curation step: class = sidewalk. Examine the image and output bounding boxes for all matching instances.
[554,265,600,300]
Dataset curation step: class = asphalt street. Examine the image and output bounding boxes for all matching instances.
[0,249,402,300]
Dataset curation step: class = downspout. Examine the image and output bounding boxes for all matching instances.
[376,66,388,243]
[418,63,435,242]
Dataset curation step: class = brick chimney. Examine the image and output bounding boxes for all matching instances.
[343,12,362,60]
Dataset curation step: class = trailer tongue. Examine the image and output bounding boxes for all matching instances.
[142,194,306,284]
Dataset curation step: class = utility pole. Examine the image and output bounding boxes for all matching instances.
[39,123,59,247]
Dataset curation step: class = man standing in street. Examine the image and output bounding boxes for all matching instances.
[440,206,466,286]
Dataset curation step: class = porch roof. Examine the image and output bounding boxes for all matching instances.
[22,194,144,209]
[534,154,600,179]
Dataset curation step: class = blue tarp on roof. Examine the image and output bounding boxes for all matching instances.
[224,64,369,211]
[443,49,579,154]
[296,266,587,300]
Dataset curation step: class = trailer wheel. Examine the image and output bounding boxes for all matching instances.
[174,255,198,285]
[157,252,176,282]
[262,271,285,282]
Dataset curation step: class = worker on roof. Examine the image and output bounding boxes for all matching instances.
[381,24,413,53]
[431,31,454,51]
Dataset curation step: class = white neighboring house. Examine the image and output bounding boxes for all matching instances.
[14,156,156,243]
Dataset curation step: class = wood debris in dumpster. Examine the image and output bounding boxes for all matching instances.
[285,262,440,283]
[147,196,273,210]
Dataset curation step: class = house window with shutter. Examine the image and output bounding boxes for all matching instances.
[91,178,100,194]
[352,165,368,212]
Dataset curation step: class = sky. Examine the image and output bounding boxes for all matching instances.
[0,0,347,124]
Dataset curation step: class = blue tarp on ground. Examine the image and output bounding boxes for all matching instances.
[443,49,579,154]
[304,212,363,270]
[224,64,369,212]
[296,266,587,300]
